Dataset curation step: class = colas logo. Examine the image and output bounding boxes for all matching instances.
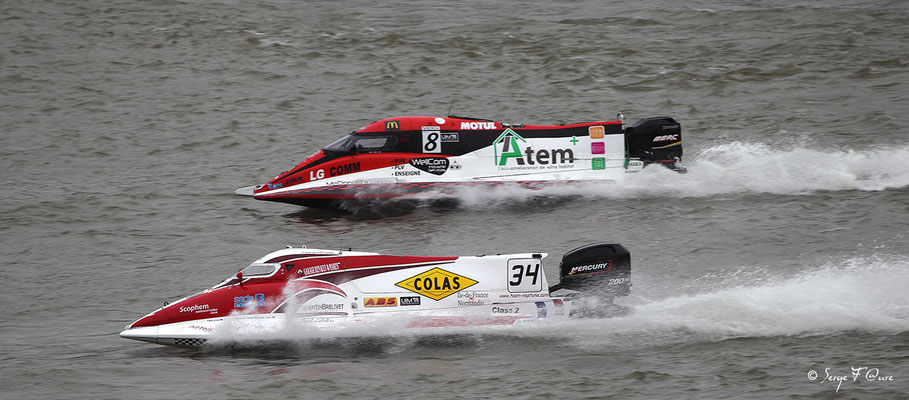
[493,128,575,166]
[395,268,478,301]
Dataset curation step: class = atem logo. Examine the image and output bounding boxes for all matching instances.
[460,121,496,130]
[493,128,575,166]
[364,297,397,307]
[652,134,679,142]
[385,120,400,130]
[395,268,478,301]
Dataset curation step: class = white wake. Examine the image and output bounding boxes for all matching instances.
[406,143,909,208]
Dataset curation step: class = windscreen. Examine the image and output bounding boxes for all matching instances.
[239,263,277,277]
[323,135,356,152]
[324,134,401,153]
[354,136,396,150]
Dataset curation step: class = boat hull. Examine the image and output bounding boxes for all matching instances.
[237,115,683,210]
[120,299,572,348]
[122,244,632,349]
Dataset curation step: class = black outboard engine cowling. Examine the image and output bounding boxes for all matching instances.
[625,117,685,171]
[551,243,631,299]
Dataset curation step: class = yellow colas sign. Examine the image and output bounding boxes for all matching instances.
[395,268,478,301]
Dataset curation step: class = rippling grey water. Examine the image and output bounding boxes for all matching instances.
[3,0,908,398]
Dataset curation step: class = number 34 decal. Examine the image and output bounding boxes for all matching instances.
[507,259,542,293]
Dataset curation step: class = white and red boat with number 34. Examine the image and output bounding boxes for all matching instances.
[234,114,684,210]
[121,243,632,348]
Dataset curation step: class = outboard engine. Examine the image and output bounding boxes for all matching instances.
[550,243,631,300]
[625,117,685,172]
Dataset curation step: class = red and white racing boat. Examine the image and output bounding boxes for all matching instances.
[235,114,683,209]
[121,243,631,348]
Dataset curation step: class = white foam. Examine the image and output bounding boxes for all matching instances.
[623,142,909,196]
[407,143,909,207]
[528,255,909,348]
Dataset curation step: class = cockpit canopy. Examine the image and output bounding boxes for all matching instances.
[211,262,279,290]
[239,263,279,277]
[323,133,415,154]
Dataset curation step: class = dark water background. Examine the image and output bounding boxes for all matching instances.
[2,0,908,398]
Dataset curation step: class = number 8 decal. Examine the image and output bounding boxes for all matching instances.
[422,130,441,153]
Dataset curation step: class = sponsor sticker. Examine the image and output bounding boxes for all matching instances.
[494,129,575,167]
[653,134,679,142]
[591,142,605,154]
[409,157,449,175]
[179,304,218,314]
[301,317,337,324]
[460,121,496,130]
[400,296,421,306]
[589,125,605,139]
[385,120,400,131]
[568,260,613,276]
[498,293,549,298]
[592,157,606,170]
[364,297,397,307]
[302,261,341,276]
[441,132,459,142]
[536,301,547,318]
[591,157,606,169]
[329,162,361,176]
[324,178,395,185]
[395,268,478,301]
[234,293,266,308]
[456,291,489,306]
[188,325,213,332]
[300,303,346,312]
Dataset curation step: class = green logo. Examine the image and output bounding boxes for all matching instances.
[494,128,527,166]
[570,136,579,145]
[592,157,606,170]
